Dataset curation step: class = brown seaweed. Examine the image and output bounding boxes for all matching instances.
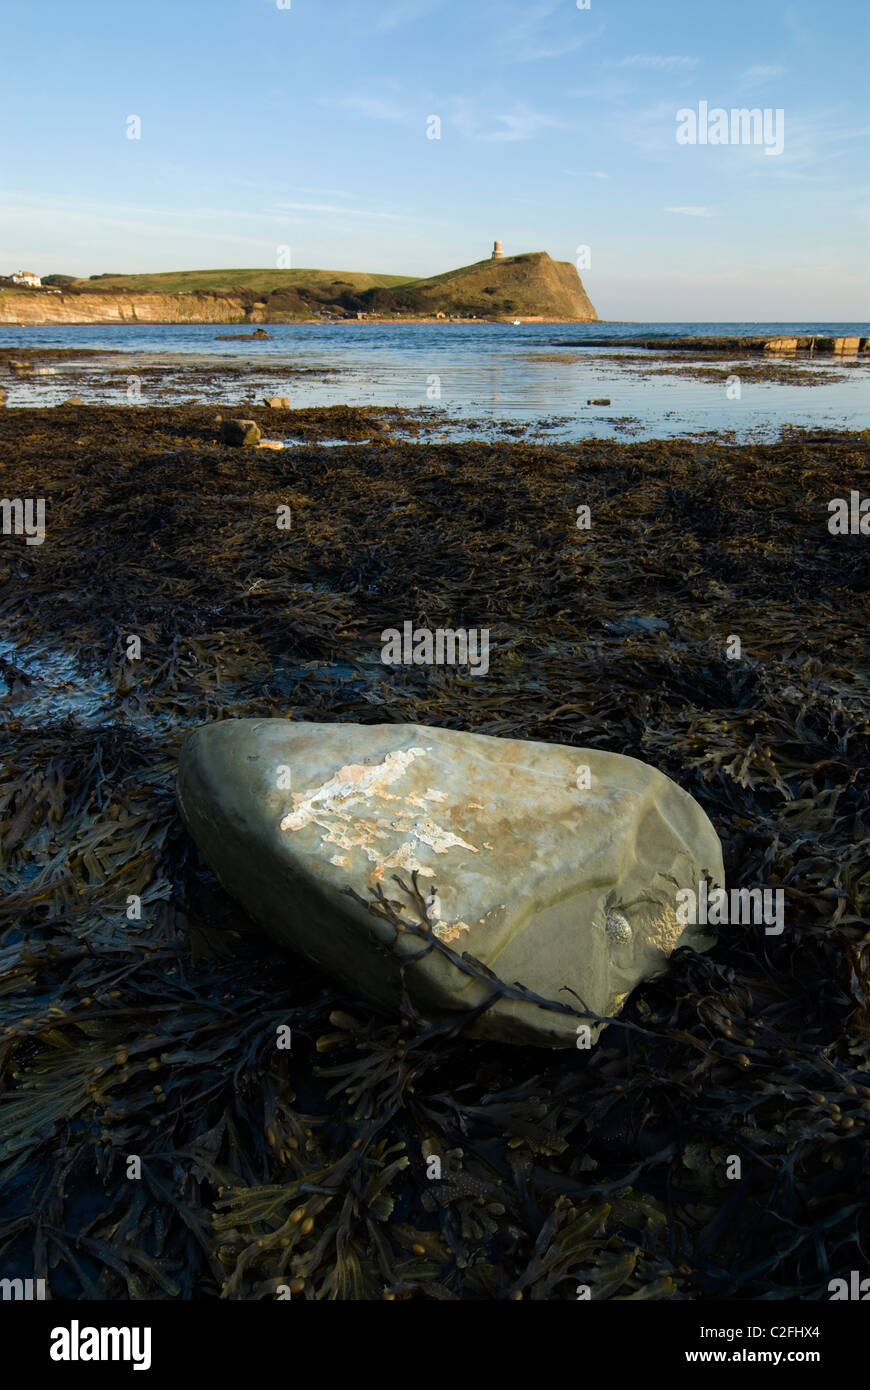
[0,404,868,1300]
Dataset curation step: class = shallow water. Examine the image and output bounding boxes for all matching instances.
[0,638,114,726]
[3,320,869,440]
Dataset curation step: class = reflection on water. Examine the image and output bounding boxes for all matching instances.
[2,320,868,441]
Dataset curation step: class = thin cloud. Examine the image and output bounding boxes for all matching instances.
[665,206,714,217]
[742,64,786,84]
[483,109,562,141]
[334,95,410,122]
[515,34,599,62]
[1,196,281,250]
[273,201,407,221]
[494,2,603,63]
[619,55,699,69]
[452,100,562,143]
[374,0,445,30]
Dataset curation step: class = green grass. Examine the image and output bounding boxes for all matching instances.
[395,252,543,291]
[69,268,416,294]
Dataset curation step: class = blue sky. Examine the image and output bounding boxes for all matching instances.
[2,0,868,318]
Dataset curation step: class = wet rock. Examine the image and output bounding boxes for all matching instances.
[219,419,261,447]
[256,439,284,450]
[587,398,611,406]
[177,720,724,1048]
[605,615,670,636]
[263,397,290,409]
[61,396,85,406]
[0,386,5,407]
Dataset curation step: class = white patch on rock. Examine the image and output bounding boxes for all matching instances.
[408,817,477,855]
[407,788,450,808]
[379,842,436,876]
[280,747,428,831]
[280,747,476,885]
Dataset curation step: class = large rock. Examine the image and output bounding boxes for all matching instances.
[177,721,724,1047]
[219,419,261,447]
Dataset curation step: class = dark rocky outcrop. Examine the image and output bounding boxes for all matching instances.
[219,419,261,446]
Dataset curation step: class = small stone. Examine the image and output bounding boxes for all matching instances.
[263,397,290,409]
[219,419,261,447]
[61,396,85,406]
[177,720,724,1048]
[256,439,285,450]
[587,398,611,406]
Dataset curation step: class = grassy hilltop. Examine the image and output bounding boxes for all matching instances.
[68,268,414,294]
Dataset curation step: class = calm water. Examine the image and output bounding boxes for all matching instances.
[3,320,868,440]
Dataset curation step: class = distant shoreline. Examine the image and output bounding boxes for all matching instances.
[0,300,594,328]
[0,317,594,328]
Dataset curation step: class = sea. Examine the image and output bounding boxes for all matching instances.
[2,319,868,441]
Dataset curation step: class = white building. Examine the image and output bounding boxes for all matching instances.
[11,271,41,287]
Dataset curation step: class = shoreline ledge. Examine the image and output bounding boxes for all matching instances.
[551,334,869,355]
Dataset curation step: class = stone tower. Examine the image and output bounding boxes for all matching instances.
[491,240,503,260]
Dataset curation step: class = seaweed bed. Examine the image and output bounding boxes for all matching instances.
[1,403,869,1301]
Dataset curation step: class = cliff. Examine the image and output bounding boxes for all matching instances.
[0,291,251,326]
[363,252,597,321]
[0,252,598,325]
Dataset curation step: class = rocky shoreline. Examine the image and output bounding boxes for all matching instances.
[553,334,869,355]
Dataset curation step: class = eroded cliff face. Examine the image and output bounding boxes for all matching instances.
[404,252,597,321]
[358,252,598,321]
[0,292,249,325]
